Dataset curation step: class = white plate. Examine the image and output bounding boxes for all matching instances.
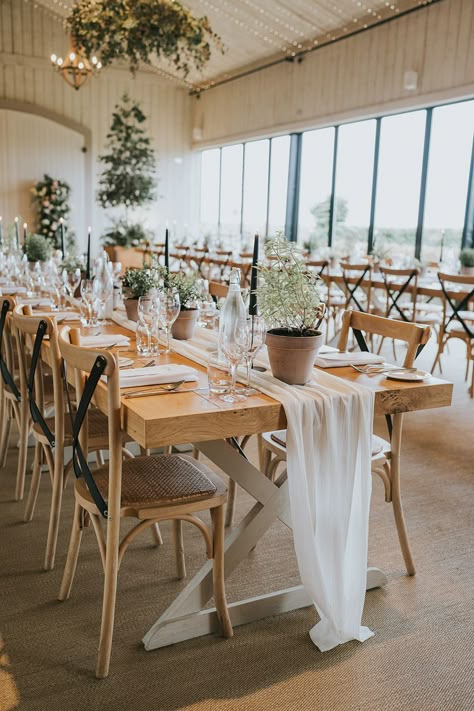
[386,369,430,381]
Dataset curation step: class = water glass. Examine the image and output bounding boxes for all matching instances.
[159,289,180,354]
[207,353,231,395]
[136,320,150,355]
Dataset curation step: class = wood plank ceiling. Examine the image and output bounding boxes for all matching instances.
[34,0,437,89]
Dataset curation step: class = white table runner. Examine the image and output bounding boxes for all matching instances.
[113,314,375,651]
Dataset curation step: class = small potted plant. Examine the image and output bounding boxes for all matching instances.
[257,234,324,385]
[166,271,201,340]
[459,248,474,276]
[25,233,53,263]
[122,267,159,321]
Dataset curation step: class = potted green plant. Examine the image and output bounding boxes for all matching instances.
[166,271,201,340]
[257,234,324,385]
[25,233,53,263]
[459,248,474,276]
[122,267,159,321]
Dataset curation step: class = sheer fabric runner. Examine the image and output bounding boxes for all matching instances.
[113,314,375,650]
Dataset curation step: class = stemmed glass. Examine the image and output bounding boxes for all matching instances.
[159,289,180,354]
[219,317,249,403]
[62,268,81,303]
[138,294,160,356]
[80,279,96,326]
[238,316,266,394]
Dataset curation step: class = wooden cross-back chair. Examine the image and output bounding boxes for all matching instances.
[340,261,373,313]
[431,272,474,397]
[12,307,113,570]
[57,327,233,678]
[260,310,431,577]
[0,297,22,479]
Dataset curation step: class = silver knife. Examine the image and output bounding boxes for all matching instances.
[123,387,208,399]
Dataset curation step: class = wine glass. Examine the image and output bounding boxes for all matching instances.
[62,268,81,303]
[159,289,180,354]
[138,294,160,356]
[218,317,249,403]
[239,316,266,394]
[80,278,96,326]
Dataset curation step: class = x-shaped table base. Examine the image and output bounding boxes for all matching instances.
[143,439,387,651]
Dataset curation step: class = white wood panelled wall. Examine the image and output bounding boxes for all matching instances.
[0,0,198,253]
[193,0,474,146]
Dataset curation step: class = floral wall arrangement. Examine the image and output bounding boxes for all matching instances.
[31,174,72,248]
[68,0,222,77]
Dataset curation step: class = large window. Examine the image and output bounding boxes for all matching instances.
[333,120,376,258]
[219,144,243,237]
[373,110,426,260]
[242,139,269,238]
[422,101,474,265]
[297,127,335,250]
[199,99,474,258]
[267,135,290,236]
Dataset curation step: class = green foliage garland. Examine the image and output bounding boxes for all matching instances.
[31,174,72,247]
[68,0,221,77]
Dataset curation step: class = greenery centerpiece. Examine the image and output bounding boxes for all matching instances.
[122,266,159,321]
[257,234,324,385]
[25,233,53,263]
[31,174,73,249]
[98,94,156,250]
[459,248,474,275]
[163,269,201,340]
[68,0,222,77]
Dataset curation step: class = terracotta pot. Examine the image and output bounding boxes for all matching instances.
[171,309,199,340]
[124,298,139,322]
[460,265,474,276]
[265,329,324,385]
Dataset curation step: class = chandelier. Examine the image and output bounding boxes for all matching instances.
[51,36,102,90]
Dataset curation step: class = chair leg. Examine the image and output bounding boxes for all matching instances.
[150,523,163,546]
[262,448,272,478]
[224,479,237,528]
[96,450,105,467]
[44,439,66,571]
[24,441,42,522]
[96,510,121,679]
[211,505,233,639]
[192,446,199,460]
[15,399,30,501]
[0,401,12,468]
[173,519,186,579]
[58,500,84,601]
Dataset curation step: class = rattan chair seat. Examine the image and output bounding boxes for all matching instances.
[79,454,226,510]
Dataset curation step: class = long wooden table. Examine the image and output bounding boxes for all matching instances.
[49,317,452,652]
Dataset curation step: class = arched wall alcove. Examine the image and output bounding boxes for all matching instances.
[0,100,92,250]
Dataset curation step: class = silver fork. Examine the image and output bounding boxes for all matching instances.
[350,364,417,375]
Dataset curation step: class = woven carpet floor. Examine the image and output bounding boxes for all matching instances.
[0,339,472,711]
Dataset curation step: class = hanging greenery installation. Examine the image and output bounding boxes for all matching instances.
[68,0,222,77]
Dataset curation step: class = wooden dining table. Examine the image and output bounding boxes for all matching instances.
[37,314,453,652]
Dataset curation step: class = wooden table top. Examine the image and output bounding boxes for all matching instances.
[46,316,453,450]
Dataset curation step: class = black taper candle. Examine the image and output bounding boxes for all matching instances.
[249,233,259,316]
[165,228,170,273]
[86,227,91,279]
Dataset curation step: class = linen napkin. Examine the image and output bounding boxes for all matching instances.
[315,351,385,368]
[2,286,26,295]
[80,334,130,348]
[33,311,80,321]
[118,364,198,389]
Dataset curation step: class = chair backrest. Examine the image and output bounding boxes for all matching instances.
[340,261,372,312]
[0,297,21,401]
[438,272,474,339]
[12,306,64,448]
[338,310,431,367]
[307,260,329,278]
[58,326,121,518]
[379,266,419,322]
[209,281,229,301]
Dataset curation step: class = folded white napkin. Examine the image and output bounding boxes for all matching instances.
[118,364,198,389]
[315,351,385,368]
[2,286,26,294]
[34,311,80,321]
[24,298,52,307]
[81,334,130,348]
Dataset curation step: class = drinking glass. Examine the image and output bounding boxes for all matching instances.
[239,316,266,394]
[218,316,249,403]
[62,268,81,302]
[207,352,231,394]
[138,295,160,356]
[159,289,180,354]
[80,279,97,326]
